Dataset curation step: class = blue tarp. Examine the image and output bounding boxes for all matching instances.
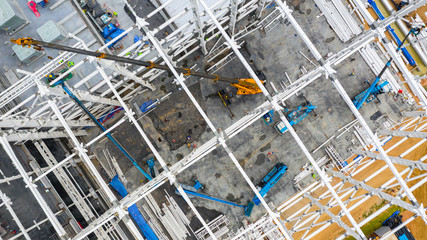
[101,23,118,38]
[140,100,155,113]
[110,176,158,240]
[105,28,127,46]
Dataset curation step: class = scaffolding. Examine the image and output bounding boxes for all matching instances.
[0,0,426,239]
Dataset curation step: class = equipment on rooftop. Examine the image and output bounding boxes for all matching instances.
[0,0,26,34]
[82,0,105,18]
[37,20,67,43]
[27,1,41,18]
[11,37,265,95]
[12,44,43,65]
[35,0,48,8]
[252,162,287,205]
[275,102,317,134]
[353,27,421,110]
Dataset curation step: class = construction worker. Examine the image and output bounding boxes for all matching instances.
[67,61,74,67]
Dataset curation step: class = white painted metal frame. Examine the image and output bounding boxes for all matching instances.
[1,0,427,239]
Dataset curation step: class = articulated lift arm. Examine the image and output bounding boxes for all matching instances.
[11,38,263,95]
[62,83,153,181]
[355,28,420,109]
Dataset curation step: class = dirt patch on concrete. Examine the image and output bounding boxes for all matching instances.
[148,82,207,150]
[255,154,266,165]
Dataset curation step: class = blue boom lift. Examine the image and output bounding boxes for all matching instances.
[177,180,254,216]
[45,72,153,181]
[147,158,155,178]
[353,81,389,108]
[354,27,420,110]
[252,162,288,205]
[368,0,415,66]
[275,103,317,134]
[382,211,415,240]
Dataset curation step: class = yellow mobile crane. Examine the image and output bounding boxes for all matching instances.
[11,38,264,95]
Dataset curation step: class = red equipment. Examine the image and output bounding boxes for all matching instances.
[27,1,41,17]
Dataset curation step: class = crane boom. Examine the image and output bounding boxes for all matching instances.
[11,38,263,94]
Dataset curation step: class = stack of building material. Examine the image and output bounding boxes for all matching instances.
[293,156,329,184]
[354,125,372,150]
[325,146,348,170]
[140,195,169,239]
[313,0,362,42]
[143,192,192,240]
[359,43,400,92]
[195,215,231,240]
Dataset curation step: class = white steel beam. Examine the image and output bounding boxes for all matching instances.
[46,97,116,201]
[381,38,427,109]
[351,0,375,25]
[325,168,421,213]
[274,0,323,60]
[0,118,94,128]
[94,52,213,240]
[189,0,208,54]
[42,85,121,106]
[378,129,427,138]
[4,130,87,142]
[200,0,368,238]
[330,77,427,222]
[404,111,427,117]
[42,93,145,239]
[305,194,360,239]
[33,141,109,239]
[353,149,427,170]
[0,189,31,239]
[229,0,239,35]
[0,136,67,238]
[0,167,49,185]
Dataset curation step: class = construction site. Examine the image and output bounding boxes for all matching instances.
[0,0,427,239]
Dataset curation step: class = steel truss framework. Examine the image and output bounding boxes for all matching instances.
[0,0,426,239]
